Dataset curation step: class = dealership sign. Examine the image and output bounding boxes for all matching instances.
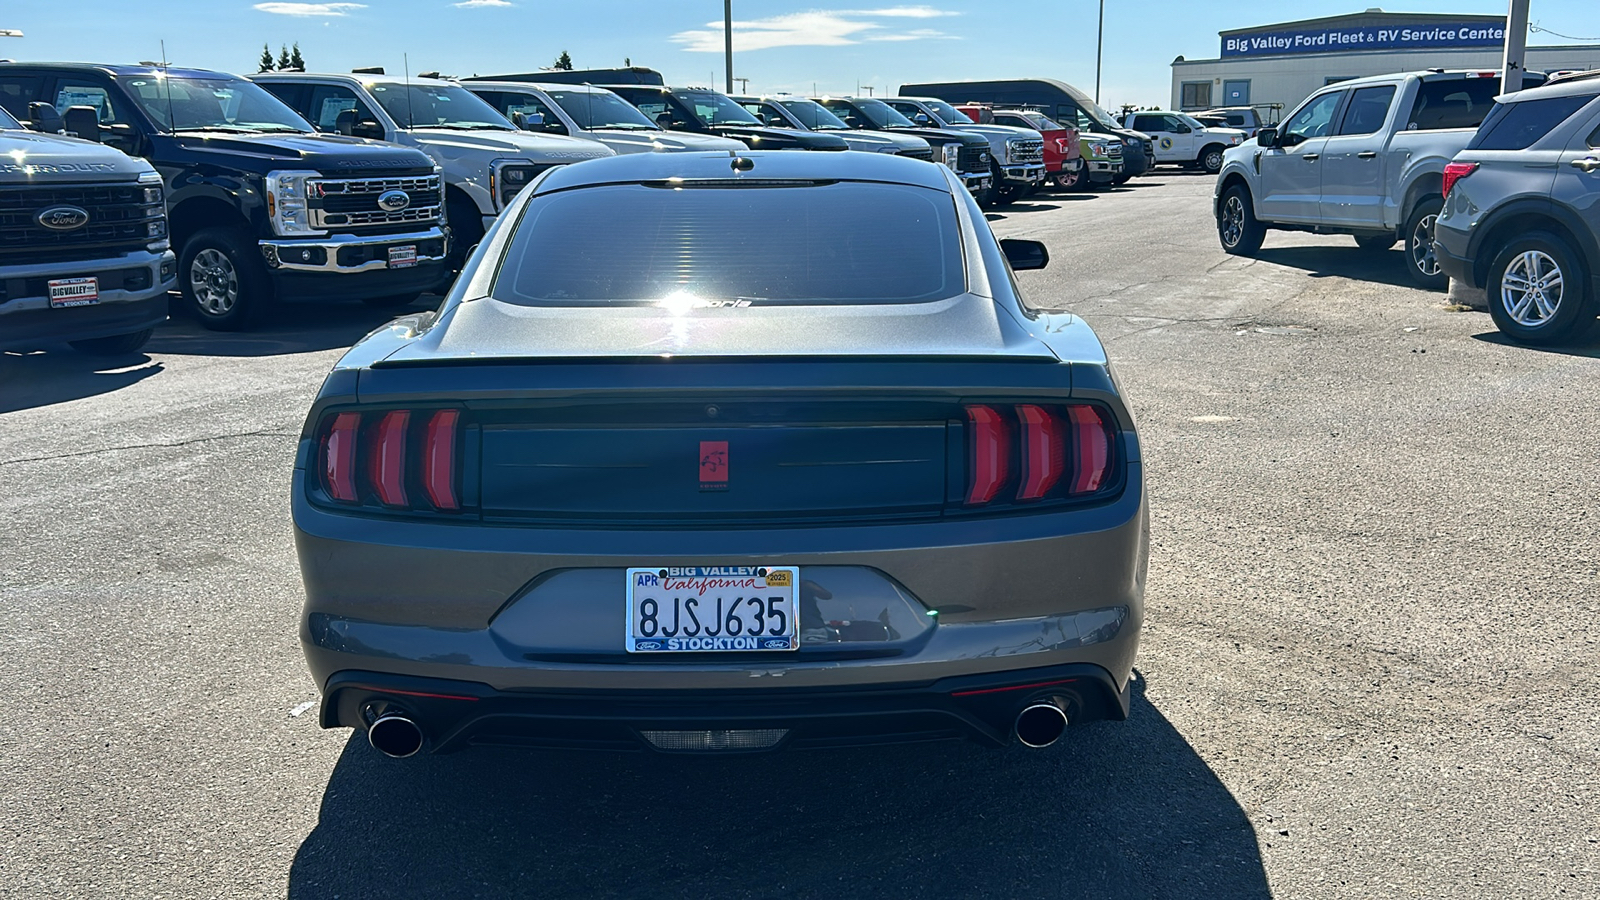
[1223,23,1506,57]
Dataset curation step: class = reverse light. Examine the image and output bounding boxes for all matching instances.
[1442,161,1478,199]
[368,411,411,507]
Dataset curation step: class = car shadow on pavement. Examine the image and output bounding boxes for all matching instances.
[1470,330,1600,358]
[0,350,164,415]
[1253,246,1416,288]
[286,675,1270,900]
[149,296,437,358]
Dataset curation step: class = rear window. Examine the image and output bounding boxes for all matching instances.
[1468,94,1595,150]
[494,182,965,307]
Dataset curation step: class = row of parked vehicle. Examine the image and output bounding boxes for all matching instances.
[0,61,1172,352]
[1210,67,1600,345]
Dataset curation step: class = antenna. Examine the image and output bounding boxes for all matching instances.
[159,40,176,134]
[403,53,415,128]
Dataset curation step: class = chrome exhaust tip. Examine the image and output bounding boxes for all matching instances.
[1015,698,1070,748]
[367,712,425,759]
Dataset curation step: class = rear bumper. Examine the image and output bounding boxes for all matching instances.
[322,662,1129,753]
[0,248,175,350]
[1437,242,1475,288]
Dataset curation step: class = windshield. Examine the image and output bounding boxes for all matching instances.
[1178,114,1210,130]
[495,182,964,307]
[919,99,972,126]
[673,91,760,126]
[370,83,512,130]
[0,106,20,129]
[778,99,850,131]
[547,89,659,130]
[118,75,310,133]
[837,98,915,129]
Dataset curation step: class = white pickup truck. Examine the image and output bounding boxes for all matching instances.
[1213,70,1541,289]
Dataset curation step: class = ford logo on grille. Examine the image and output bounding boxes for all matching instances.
[376,190,410,212]
[37,206,90,231]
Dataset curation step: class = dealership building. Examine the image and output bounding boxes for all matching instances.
[1171,9,1600,117]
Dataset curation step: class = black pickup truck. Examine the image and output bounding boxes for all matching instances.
[604,85,850,152]
[0,63,449,330]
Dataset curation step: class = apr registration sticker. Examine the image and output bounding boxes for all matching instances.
[626,566,799,653]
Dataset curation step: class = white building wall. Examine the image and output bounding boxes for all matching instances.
[1171,44,1600,117]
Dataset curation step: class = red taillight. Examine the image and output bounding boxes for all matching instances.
[368,410,411,508]
[321,412,361,503]
[1055,137,1072,153]
[1067,405,1112,494]
[1016,405,1065,501]
[1442,161,1478,199]
[965,405,1010,506]
[423,409,460,511]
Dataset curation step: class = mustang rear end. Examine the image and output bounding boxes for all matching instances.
[291,150,1148,756]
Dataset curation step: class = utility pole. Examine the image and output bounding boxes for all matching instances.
[724,0,734,93]
[1094,0,1104,104]
[1501,0,1529,94]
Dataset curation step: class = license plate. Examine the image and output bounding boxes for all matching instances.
[48,277,99,308]
[626,566,799,653]
[387,245,417,269]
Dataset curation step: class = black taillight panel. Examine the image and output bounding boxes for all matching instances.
[949,401,1123,515]
[311,407,475,517]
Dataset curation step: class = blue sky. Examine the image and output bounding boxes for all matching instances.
[2,1,1597,107]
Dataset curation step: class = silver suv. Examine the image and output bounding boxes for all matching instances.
[1435,72,1600,345]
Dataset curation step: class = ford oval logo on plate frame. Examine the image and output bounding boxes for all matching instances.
[376,190,410,212]
[37,206,90,231]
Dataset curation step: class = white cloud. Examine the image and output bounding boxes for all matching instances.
[253,2,365,15]
[866,27,958,41]
[453,0,513,6]
[672,6,959,53]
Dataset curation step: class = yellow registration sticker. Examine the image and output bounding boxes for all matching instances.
[763,569,792,588]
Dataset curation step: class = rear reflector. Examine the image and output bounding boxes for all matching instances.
[1442,161,1478,199]
[321,412,361,503]
[369,410,411,508]
[423,409,460,511]
[1068,405,1112,494]
[965,405,1010,505]
[1016,404,1065,501]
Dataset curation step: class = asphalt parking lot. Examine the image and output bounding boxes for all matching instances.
[3,170,1597,899]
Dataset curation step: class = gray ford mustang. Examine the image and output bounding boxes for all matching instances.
[292,149,1148,757]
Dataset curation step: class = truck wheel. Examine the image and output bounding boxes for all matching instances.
[180,227,271,331]
[447,195,485,273]
[1403,197,1449,291]
[1199,145,1226,175]
[1355,234,1396,252]
[1217,184,1264,256]
[1052,167,1085,192]
[68,329,154,356]
[987,161,1015,206]
[1112,172,1131,185]
[1486,231,1599,346]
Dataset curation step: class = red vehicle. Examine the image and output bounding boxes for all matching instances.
[985,108,1085,192]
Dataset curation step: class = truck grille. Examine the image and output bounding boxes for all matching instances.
[308,175,443,230]
[1008,139,1044,165]
[1105,144,1124,161]
[958,147,990,174]
[0,183,163,262]
[901,146,934,161]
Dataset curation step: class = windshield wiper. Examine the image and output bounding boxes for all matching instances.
[422,124,511,132]
[596,124,655,131]
[170,125,259,134]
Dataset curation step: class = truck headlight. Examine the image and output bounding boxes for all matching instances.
[493,162,544,210]
[1004,138,1024,164]
[1090,142,1110,157]
[264,170,323,237]
[941,143,960,170]
[1230,135,1242,145]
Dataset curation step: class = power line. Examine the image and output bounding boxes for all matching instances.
[1530,22,1600,42]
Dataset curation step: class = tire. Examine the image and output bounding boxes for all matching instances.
[68,328,153,356]
[446,194,485,273]
[1485,231,1599,347]
[179,227,273,331]
[1112,172,1131,185]
[1403,197,1449,291]
[1354,234,1397,252]
[1217,184,1264,256]
[987,161,1016,206]
[1199,145,1226,175]
[1052,166,1086,192]
[361,292,422,309]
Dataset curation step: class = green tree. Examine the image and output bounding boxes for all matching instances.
[278,45,291,71]
[258,43,275,73]
[288,43,305,72]
[553,50,573,71]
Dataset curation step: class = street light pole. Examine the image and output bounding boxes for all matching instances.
[1094,0,1104,105]
[724,0,734,93]
[1501,0,1529,94]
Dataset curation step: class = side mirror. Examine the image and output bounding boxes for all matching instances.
[62,106,101,142]
[1000,238,1049,271]
[26,102,63,134]
[1174,123,1192,134]
[352,119,385,141]
[913,113,932,125]
[1256,127,1278,148]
